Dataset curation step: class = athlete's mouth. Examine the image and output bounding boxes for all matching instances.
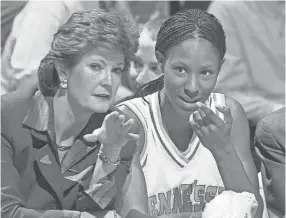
[179,96,200,104]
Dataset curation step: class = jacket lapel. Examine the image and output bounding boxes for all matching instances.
[61,113,105,207]
[61,140,101,209]
[61,139,100,174]
[22,92,64,207]
[61,112,107,174]
[34,140,63,207]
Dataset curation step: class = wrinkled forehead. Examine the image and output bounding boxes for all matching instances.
[80,42,125,63]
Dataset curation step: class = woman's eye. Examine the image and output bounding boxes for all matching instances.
[201,70,212,76]
[175,67,187,75]
[90,63,102,71]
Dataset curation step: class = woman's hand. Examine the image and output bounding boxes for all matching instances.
[189,102,233,154]
[83,111,139,149]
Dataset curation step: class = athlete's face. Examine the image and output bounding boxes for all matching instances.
[161,38,222,116]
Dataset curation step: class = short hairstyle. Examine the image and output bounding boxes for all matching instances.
[38,9,139,97]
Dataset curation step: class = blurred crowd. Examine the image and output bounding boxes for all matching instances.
[1,1,285,218]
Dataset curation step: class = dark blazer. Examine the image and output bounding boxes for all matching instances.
[255,107,285,217]
[1,89,134,218]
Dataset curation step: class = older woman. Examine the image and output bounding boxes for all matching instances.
[1,9,148,218]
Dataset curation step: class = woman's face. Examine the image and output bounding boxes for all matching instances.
[65,43,125,114]
[128,43,162,91]
[163,38,221,116]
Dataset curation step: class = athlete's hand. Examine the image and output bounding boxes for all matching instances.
[84,111,139,149]
[189,102,233,153]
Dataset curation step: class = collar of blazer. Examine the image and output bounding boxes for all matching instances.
[21,90,111,207]
[22,90,107,169]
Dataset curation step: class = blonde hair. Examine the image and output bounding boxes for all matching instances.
[38,9,139,97]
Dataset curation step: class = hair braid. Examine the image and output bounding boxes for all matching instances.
[131,8,226,99]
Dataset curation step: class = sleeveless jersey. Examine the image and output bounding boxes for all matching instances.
[118,92,227,218]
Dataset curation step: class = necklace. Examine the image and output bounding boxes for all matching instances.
[57,144,73,152]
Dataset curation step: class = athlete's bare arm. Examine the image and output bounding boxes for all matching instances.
[115,105,151,218]
[193,97,263,218]
[223,96,263,218]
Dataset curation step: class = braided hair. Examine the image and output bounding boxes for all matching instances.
[130,8,226,100]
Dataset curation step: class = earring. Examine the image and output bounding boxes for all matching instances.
[60,79,67,89]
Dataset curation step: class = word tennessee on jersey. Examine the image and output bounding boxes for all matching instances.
[118,92,227,217]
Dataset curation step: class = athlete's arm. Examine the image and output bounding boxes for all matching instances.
[115,105,150,218]
[192,97,263,218]
[116,105,146,163]
[219,96,263,218]
[116,144,149,218]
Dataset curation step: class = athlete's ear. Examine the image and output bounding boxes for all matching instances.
[218,58,225,72]
[156,50,165,72]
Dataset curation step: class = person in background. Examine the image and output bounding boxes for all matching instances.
[208,1,285,143]
[115,13,165,103]
[1,9,148,218]
[1,0,27,51]
[255,107,285,218]
[1,0,131,101]
[127,15,165,93]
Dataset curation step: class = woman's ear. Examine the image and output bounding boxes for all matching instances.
[155,50,165,72]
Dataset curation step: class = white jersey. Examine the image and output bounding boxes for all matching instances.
[118,92,227,218]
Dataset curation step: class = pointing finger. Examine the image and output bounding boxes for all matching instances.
[121,118,135,133]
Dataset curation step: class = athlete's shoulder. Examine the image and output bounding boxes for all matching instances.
[118,93,153,106]
[116,93,155,124]
[223,95,247,118]
[211,93,245,115]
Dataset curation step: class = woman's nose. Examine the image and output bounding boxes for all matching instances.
[100,70,112,87]
[184,74,199,97]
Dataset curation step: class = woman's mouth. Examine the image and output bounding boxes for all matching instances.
[93,94,110,100]
[179,96,200,104]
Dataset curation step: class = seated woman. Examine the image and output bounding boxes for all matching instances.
[117,9,263,218]
[1,9,148,218]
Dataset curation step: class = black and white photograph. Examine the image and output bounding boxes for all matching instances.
[1,1,285,218]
